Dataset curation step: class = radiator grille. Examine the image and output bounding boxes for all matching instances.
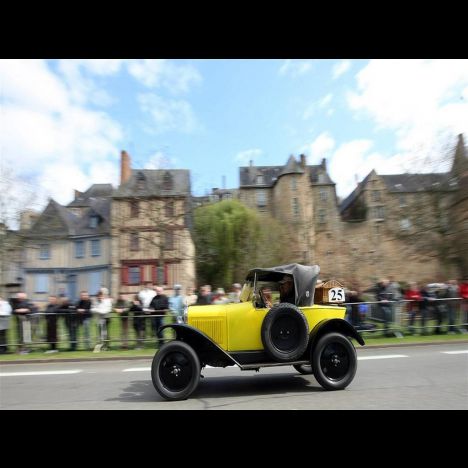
[190,318,226,348]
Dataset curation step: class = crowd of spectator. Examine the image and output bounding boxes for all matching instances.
[0,281,243,354]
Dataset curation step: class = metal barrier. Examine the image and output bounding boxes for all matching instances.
[1,299,467,353]
[342,297,468,337]
[1,308,176,353]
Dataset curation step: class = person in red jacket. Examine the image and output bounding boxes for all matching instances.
[405,282,423,335]
[459,278,468,330]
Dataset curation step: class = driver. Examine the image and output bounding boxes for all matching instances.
[278,275,295,304]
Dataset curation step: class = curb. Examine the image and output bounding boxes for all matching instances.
[1,340,467,365]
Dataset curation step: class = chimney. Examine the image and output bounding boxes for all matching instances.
[321,158,327,169]
[300,154,307,168]
[249,160,253,167]
[120,150,132,185]
[74,189,82,200]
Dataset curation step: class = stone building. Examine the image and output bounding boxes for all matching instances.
[111,151,196,297]
[21,185,113,305]
[237,135,467,288]
[238,155,337,265]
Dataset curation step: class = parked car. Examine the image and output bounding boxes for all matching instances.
[151,263,365,400]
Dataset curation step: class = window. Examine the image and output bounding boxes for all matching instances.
[128,266,141,285]
[75,241,85,258]
[400,218,411,231]
[291,178,297,191]
[372,190,381,202]
[163,172,173,190]
[89,215,99,228]
[130,201,139,218]
[165,231,174,250]
[223,193,232,200]
[130,233,139,251]
[399,194,407,207]
[373,206,385,219]
[292,198,300,217]
[318,209,326,224]
[88,271,102,296]
[136,172,146,191]
[166,200,175,218]
[256,190,267,207]
[39,244,50,260]
[320,188,328,201]
[91,239,101,257]
[35,274,49,293]
[256,175,264,185]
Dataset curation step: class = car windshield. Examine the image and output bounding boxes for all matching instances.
[240,280,281,305]
[240,282,253,302]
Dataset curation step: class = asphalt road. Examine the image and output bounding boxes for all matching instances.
[1,343,467,410]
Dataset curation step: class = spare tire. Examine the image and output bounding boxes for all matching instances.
[261,303,309,362]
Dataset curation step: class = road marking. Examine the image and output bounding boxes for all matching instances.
[442,350,468,355]
[358,354,408,361]
[122,367,151,372]
[0,370,82,377]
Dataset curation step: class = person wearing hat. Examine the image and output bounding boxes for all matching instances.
[278,275,295,304]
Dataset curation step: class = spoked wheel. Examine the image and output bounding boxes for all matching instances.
[312,332,357,390]
[293,363,313,375]
[151,341,200,401]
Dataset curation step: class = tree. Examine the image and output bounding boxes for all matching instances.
[0,162,41,296]
[193,200,289,288]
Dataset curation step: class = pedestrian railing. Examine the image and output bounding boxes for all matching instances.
[1,299,467,354]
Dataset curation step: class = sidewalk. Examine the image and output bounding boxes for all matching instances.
[1,334,467,364]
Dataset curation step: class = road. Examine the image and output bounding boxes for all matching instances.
[1,343,467,409]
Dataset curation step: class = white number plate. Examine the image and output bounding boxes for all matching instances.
[328,287,345,303]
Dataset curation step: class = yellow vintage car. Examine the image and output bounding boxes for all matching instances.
[151,263,365,400]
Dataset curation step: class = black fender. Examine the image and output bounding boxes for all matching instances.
[309,318,365,350]
[159,324,239,368]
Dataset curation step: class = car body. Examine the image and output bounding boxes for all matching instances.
[151,263,365,400]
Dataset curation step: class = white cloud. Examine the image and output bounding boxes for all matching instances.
[144,151,178,170]
[347,59,468,162]
[332,60,351,79]
[0,59,123,207]
[303,93,334,119]
[235,149,263,165]
[300,132,336,160]
[329,139,418,198]
[279,59,313,78]
[127,59,202,93]
[138,93,200,134]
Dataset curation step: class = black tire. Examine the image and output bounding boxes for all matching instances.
[311,332,357,390]
[261,303,309,362]
[293,363,313,375]
[151,341,201,401]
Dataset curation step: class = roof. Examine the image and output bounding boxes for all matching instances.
[246,263,321,307]
[113,169,191,198]
[239,162,334,188]
[68,184,113,207]
[380,173,452,192]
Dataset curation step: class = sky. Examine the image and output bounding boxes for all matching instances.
[1,59,468,221]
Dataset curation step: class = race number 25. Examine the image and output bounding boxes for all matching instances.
[328,287,345,303]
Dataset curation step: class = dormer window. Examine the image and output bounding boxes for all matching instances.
[89,215,99,228]
[136,172,146,191]
[256,175,264,185]
[163,172,173,190]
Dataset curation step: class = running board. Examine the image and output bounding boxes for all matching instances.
[239,360,310,371]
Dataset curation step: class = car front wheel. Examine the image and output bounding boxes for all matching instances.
[311,332,357,390]
[151,341,201,401]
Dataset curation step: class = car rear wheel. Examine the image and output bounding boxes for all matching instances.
[151,341,200,401]
[311,332,357,390]
[261,303,309,362]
